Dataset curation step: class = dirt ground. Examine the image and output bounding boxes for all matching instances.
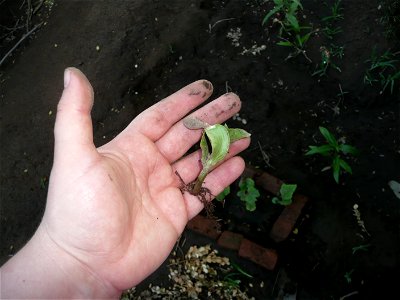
[1,0,399,299]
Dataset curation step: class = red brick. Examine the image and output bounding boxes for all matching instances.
[217,231,244,251]
[243,165,283,195]
[186,215,221,239]
[238,239,277,270]
[270,194,309,242]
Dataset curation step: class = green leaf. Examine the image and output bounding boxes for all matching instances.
[226,126,251,143]
[277,41,293,47]
[319,126,338,148]
[332,155,341,183]
[339,158,352,174]
[339,144,358,155]
[216,186,230,202]
[280,183,297,203]
[262,6,282,26]
[305,145,334,156]
[200,132,209,165]
[285,13,300,32]
[237,178,260,212]
[203,124,230,170]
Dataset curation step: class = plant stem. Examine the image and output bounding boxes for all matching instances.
[192,169,208,195]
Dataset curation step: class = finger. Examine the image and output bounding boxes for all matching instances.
[184,156,246,220]
[54,68,97,163]
[156,92,242,163]
[172,137,250,186]
[123,80,213,141]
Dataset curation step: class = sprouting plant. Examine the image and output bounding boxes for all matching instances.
[223,262,253,287]
[216,186,231,202]
[183,116,251,195]
[352,244,371,255]
[272,183,297,206]
[262,0,312,61]
[306,127,358,183]
[321,0,344,40]
[237,178,260,212]
[262,0,303,29]
[344,269,354,284]
[322,0,344,23]
[312,46,342,77]
[364,48,400,94]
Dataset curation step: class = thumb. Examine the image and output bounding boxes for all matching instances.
[54,68,96,163]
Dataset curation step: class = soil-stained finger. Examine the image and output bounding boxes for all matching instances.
[123,79,213,141]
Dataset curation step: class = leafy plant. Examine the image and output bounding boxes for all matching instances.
[306,126,358,183]
[237,178,260,211]
[272,183,297,206]
[344,269,354,284]
[364,48,400,94]
[321,0,344,40]
[223,262,253,288]
[183,117,251,195]
[262,0,312,61]
[312,46,342,77]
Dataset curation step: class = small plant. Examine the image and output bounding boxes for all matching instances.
[237,178,260,211]
[182,116,251,195]
[306,126,358,183]
[364,48,400,94]
[262,0,313,61]
[321,0,344,40]
[312,46,342,77]
[272,183,297,206]
[344,269,354,284]
[223,262,253,288]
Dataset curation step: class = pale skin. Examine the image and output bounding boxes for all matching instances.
[0,68,250,299]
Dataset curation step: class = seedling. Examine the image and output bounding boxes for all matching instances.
[364,48,400,94]
[237,178,260,212]
[182,116,250,196]
[223,262,253,288]
[321,0,344,40]
[306,126,358,183]
[344,269,354,284]
[312,46,342,77]
[262,0,313,62]
[272,183,297,206]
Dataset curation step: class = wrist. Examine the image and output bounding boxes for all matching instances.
[1,224,121,299]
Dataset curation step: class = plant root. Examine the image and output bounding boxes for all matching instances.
[175,171,215,218]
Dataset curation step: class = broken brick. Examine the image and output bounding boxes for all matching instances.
[217,231,244,251]
[270,194,309,242]
[186,215,221,240]
[238,239,277,270]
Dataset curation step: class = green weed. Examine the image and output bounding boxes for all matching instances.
[306,127,358,183]
[237,178,260,212]
[312,46,343,77]
[364,48,400,94]
[272,183,297,206]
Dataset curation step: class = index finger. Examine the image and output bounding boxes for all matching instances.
[124,80,214,141]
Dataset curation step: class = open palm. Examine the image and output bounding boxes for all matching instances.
[41,68,250,293]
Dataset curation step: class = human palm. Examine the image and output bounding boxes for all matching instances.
[41,68,249,293]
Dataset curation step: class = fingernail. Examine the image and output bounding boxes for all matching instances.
[64,68,71,88]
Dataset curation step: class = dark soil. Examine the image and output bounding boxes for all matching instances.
[1,0,399,299]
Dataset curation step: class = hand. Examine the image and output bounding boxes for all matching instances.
[0,68,249,298]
